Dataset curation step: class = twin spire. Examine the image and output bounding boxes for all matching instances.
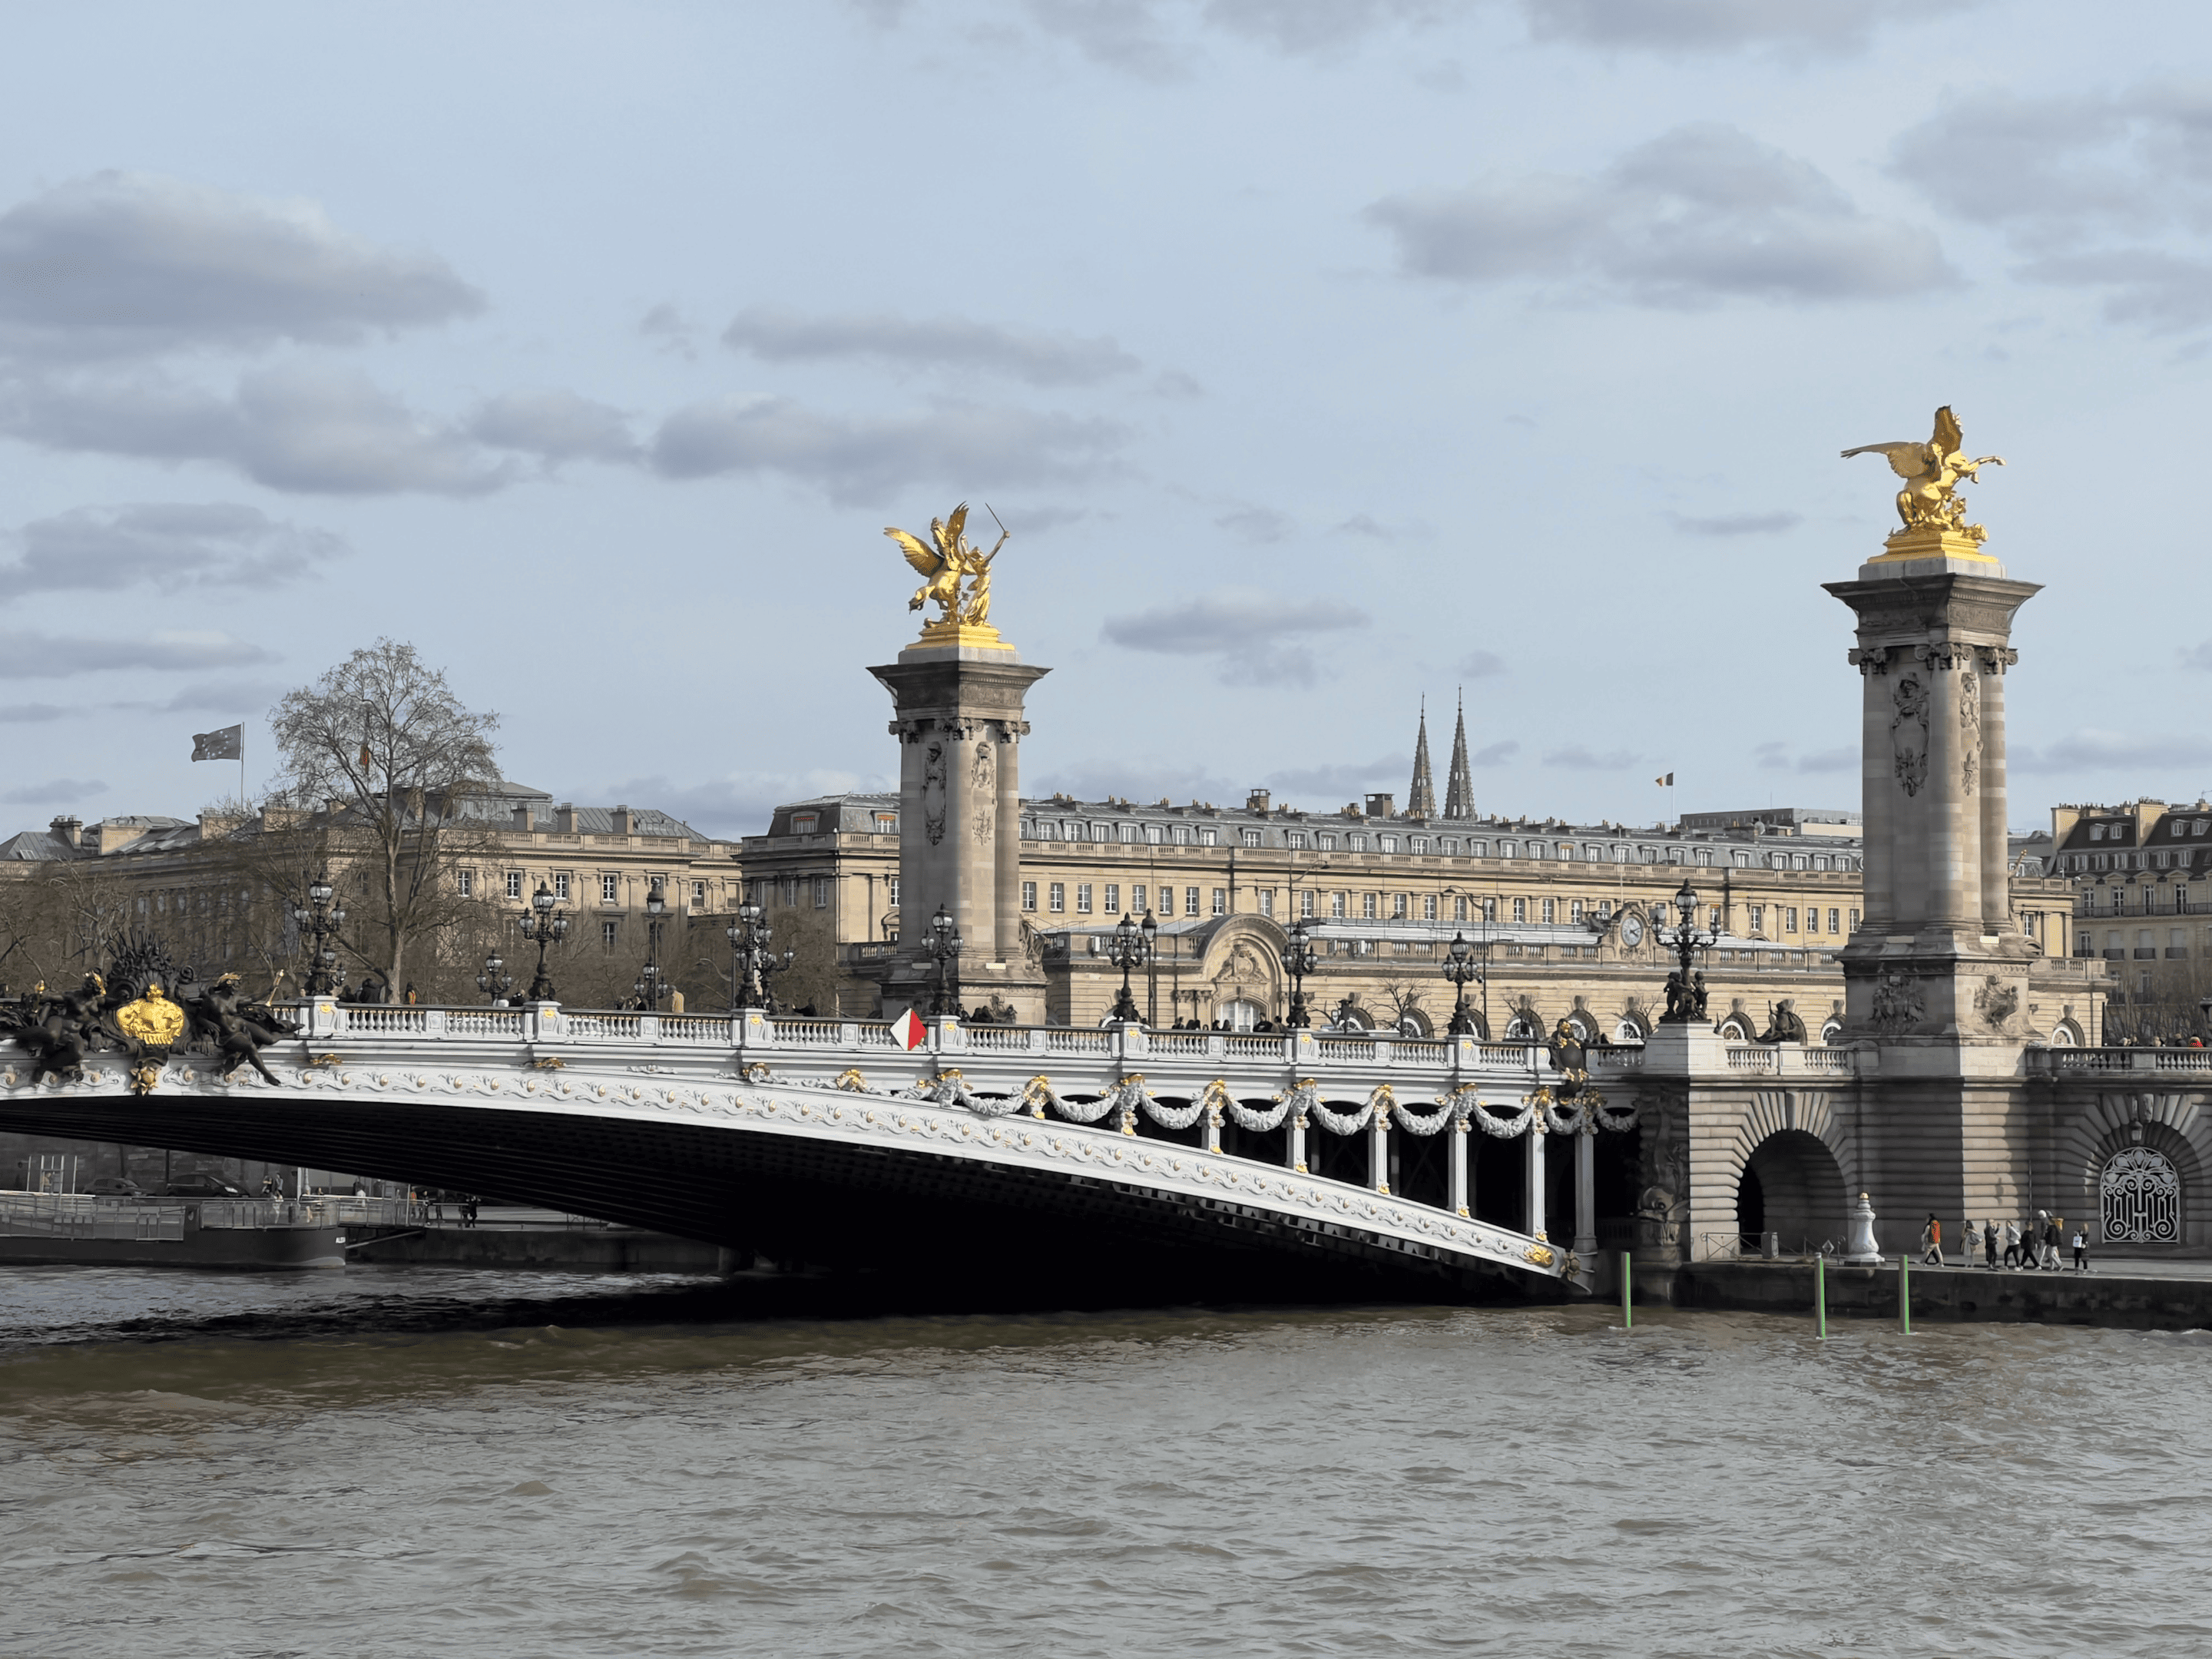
[1407,694,1476,820]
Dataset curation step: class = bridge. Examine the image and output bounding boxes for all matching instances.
[0,1005,1641,1302]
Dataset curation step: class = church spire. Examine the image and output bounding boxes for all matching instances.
[1443,689,1475,820]
[1407,697,1437,817]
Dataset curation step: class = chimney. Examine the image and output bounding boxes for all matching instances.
[510,805,532,833]
[610,805,634,835]
[48,816,81,849]
[554,803,578,833]
[1365,793,1396,820]
[1246,789,1271,814]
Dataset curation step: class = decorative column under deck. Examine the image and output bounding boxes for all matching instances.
[1524,1119,1546,1242]
[1575,1124,1597,1261]
[1449,1117,1469,1217]
[1369,1111,1391,1194]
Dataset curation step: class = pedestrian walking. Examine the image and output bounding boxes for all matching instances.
[1920,1213,1943,1266]
[2072,1226,2088,1271]
[2040,1213,2062,1270]
[2002,1219,2022,1269]
[1982,1220,1998,1269]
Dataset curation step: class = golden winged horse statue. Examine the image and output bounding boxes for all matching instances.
[885,503,1009,629]
[1842,406,2005,540]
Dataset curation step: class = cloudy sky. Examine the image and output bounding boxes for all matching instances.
[3,0,2208,839]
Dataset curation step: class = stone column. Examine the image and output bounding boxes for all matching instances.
[1853,649,1896,932]
[1449,1118,1469,1217]
[1575,1125,1597,1260]
[1369,1111,1391,1194]
[995,728,1024,965]
[1922,646,1980,932]
[1977,648,2018,935]
[1525,1121,1546,1240]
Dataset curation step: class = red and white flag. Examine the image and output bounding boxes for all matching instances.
[891,1008,926,1051]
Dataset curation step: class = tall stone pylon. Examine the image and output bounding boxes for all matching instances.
[865,508,1049,1022]
[1407,698,1437,818]
[1442,691,1475,820]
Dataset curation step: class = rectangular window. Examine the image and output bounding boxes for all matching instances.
[1570,899,1583,922]
[1022,881,1038,911]
[1749,904,1766,934]
[791,813,819,836]
[1512,898,1527,922]
[505,871,524,900]
[1120,823,1140,843]
[456,870,474,898]
[1077,883,1094,913]
[1318,834,1337,851]
[813,878,830,909]
[1392,893,1408,918]
[1332,892,1347,919]
[1379,836,1398,853]
[1241,830,1262,847]
[1803,907,1819,934]
[1784,906,1799,932]
[1175,826,1192,845]
[889,878,900,907]
[1827,908,1840,934]
[1422,895,1438,921]
[601,873,619,903]
[1362,893,1378,919]
[1300,889,1316,918]
[1104,883,1121,915]
[1184,886,1201,917]
[601,919,618,949]
[1287,832,1309,849]
[1211,888,1227,916]
[1260,889,1276,918]
[875,813,897,833]
[1131,884,1147,915]
[1200,829,1217,846]
[1453,896,1468,922]
[1410,837,1428,854]
[693,880,707,906]
[1541,899,1555,923]
[1849,908,1860,931]
[1482,898,1497,922]
[552,873,570,901]
[1048,882,1065,912]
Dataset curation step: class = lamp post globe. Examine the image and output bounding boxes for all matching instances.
[724,892,789,1013]
[1659,876,1720,1023]
[1442,930,1485,1036]
[294,869,347,998]
[927,904,965,1018]
[1283,918,1319,1030]
[1106,911,1153,1024]
[518,879,569,1004]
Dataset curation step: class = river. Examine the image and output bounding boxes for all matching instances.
[2,1265,2205,1657]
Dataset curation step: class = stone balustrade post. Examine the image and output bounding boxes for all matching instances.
[1369,1108,1392,1194]
[1290,1108,1308,1174]
[640,1015,661,1043]
[529,1003,564,1044]
[423,1009,448,1038]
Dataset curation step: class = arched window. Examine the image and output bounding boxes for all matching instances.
[1613,1017,1646,1043]
[1820,1019,1843,1045]
[1504,1015,1538,1040]
[1717,1015,1753,1041]
[1220,998,1263,1031]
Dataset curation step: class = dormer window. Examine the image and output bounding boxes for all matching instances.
[2091,825,2104,840]
[791,813,819,836]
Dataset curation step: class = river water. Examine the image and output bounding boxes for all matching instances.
[2,1267,2207,1657]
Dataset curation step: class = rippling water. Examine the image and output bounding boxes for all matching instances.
[3,1266,2207,1657]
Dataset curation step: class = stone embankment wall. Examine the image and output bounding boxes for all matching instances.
[343,1224,724,1271]
[1664,1260,2212,1330]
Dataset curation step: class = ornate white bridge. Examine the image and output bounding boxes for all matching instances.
[0,1004,1644,1299]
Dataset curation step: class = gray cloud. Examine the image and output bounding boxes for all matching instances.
[1,777,105,806]
[0,631,277,679]
[1756,739,1854,773]
[1469,739,1518,766]
[1263,752,1409,799]
[1333,512,1432,541]
[650,396,1128,505]
[2,502,343,594]
[638,303,702,359]
[1670,509,1800,536]
[561,769,878,842]
[1204,0,1471,54]
[1369,122,1952,306]
[1457,650,1505,678]
[1026,0,1190,79]
[1892,87,2212,330]
[148,678,288,715]
[469,389,640,464]
[1544,744,1640,769]
[1520,0,1979,54]
[0,702,68,724]
[724,306,1141,387]
[0,364,510,495]
[1101,588,1370,687]
[1030,759,1245,808]
[2015,728,2212,772]
[0,171,482,361]
[2184,641,2212,671]
[1216,505,1295,544]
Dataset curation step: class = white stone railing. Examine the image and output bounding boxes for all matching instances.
[2040,1047,2212,1075]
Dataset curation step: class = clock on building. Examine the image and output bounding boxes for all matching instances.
[1619,912,1645,949]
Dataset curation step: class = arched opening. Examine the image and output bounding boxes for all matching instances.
[1220,998,1263,1031]
[2047,1021,2079,1047]
[1736,1129,1847,1252]
[1613,1016,1647,1044]
[1820,1019,1843,1045]
[2102,1146,2181,1243]
[1504,1015,1538,1040]
[1717,1015,1753,1041]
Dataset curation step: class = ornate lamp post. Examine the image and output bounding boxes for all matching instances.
[1442,931,1486,1035]
[1105,910,1157,1023]
[927,903,965,1017]
[517,880,569,1003]
[290,872,347,998]
[1659,876,1719,1022]
[634,878,671,1008]
[475,949,512,1005]
[1283,917,1319,1029]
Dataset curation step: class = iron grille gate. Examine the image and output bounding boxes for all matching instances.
[2101,1146,2181,1243]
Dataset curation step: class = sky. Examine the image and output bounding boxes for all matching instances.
[2,0,2210,843]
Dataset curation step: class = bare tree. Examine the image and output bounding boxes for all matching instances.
[270,640,502,992]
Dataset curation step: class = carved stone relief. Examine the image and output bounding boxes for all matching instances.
[922,741,947,846]
[1892,673,1929,796]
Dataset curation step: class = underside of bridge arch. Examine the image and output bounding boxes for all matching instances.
[0,1091,1558,1310]
[1737,1128,1848,1250]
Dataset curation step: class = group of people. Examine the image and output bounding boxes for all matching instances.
[1918,1210,2088,1271]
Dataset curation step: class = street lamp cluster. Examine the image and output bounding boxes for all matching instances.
[1104,909,1157,1023]
[725,896,793,1012]
[476,949,512,1004]
[291,873,346,997]
[926,904,965,1016]
[1660,876,1717,1022]
[1442,931,1487,1035]
[518,881,569,1002]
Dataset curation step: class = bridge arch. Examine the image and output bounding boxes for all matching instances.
[2062,1091,2212,1247]
[1725,1090,1853,1250]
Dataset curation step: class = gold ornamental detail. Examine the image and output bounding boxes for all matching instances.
[1843,406,2005,552]
[886,502,1014,651]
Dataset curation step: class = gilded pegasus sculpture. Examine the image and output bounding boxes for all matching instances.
[885,502,1008,628]
[1842,406,2005,541]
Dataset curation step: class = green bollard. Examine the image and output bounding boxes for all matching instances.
[1815,1253,1828,1341]
[1899,1253,1912,1335]
[1622,1250,1633,1331]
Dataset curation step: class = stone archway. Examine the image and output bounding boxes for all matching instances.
[1737,1129,1849,1251]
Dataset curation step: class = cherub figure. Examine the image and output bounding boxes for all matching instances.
[1843,406,2005,538]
